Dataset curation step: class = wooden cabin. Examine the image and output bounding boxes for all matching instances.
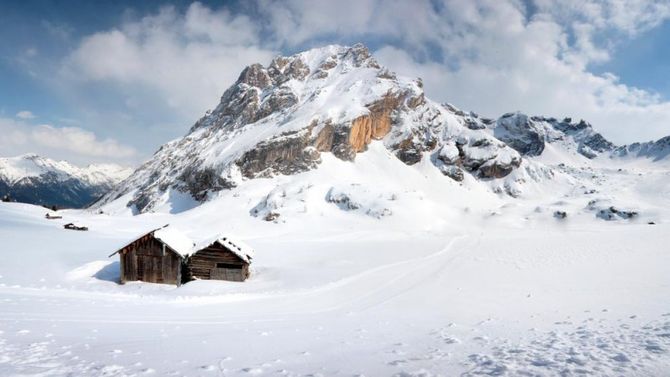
[188,237,253,282]
[110,227,253,286]
[109,226,193,286]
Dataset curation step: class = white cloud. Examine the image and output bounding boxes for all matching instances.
[368,0,670,144]
[534,0,670,36]
[56,0,670,147]
[64,3,276,119]
[0,118,136,164]
[15,111,36,120]
[31,125,136,158]
[256,0,670,143]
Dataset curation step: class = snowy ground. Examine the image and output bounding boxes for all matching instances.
[1,146,670,376]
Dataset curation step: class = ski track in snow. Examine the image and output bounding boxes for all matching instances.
[1,224,669,376]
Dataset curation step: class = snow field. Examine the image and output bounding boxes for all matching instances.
[1,142,669,375]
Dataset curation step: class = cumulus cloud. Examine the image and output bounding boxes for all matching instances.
[57,0,670,146]
[31,125,136,158]
[371,0,670,144]
[15,111,36,120]
[0,118,136,164]
[258,0,670,143]
[64,2,276,118]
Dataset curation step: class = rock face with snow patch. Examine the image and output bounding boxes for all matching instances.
[96,44,524,213]
[494,113,546,156]
[613,136,670,161]
[488,113,619,160]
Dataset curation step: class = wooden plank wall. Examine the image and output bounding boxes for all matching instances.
[187,245,249,282]
[119,237,182,285]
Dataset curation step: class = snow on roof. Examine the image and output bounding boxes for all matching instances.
[194,235,255,263]
[110,225,254,262]
[108,226,163,257]
[153,226,196,257]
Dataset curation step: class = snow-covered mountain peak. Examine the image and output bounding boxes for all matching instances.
[191,43,408,134]
[0,154,131,184]
[0,154,132,208]
[95,44,670,215]
[97,43,525,213]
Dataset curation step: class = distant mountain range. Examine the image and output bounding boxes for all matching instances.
[92,44,670,214]
[0,154,132,208]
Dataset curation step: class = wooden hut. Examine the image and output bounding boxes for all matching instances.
[110,227,253,285]
[109,226,193,286]
[188,237,254,282]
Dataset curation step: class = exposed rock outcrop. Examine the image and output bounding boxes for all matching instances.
[349,93,403,153]
[596,206,639,221]
[614,135,670,161]
[237,130,321,179]
[494,113,546,156]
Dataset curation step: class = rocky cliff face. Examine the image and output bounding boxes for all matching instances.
[488,112,619,159]
[94,44,670,214]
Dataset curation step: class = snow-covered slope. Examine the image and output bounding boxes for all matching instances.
[1,159,669,375]
[0,154,132,208]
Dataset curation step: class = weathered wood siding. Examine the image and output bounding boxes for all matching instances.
[118,236,182,285]
[188,244,249,282]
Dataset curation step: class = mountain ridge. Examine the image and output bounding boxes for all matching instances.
[0,154,132,208]
[94,43,670,214]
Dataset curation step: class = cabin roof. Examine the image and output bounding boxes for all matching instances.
[109,225,254,262]
[153,227,195,257]
[194,235,254,263]
[108,224,189,258]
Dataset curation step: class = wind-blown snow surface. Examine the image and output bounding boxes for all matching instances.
[1,143,670,376]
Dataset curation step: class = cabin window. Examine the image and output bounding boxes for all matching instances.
[216,263,242,269]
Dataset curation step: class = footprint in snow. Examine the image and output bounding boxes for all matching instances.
[644,341,664,354]
[240,367,264,375]
[387,359,408,366]
[611,353,630,362]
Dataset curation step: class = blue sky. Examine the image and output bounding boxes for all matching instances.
[1,0,669,165]
[594,20,670,96]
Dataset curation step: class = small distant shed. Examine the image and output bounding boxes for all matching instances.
[109,226,193,286]
[188,237,254,282]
